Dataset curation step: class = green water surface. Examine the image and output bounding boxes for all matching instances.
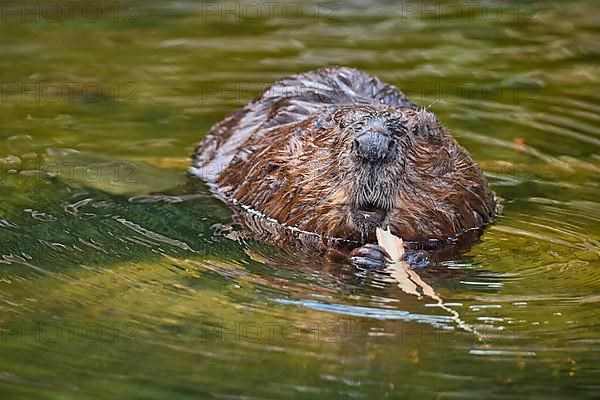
[0,1,599,399]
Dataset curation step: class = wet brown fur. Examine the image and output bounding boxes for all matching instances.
[191,66,496,246]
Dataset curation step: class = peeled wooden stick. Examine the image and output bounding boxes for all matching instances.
[376,227,404,262]
[376,227,482,338]
[376,227,420,297]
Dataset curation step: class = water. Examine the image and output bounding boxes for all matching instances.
[1,1,599,398]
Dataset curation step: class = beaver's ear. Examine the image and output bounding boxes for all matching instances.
[411,110,444,145]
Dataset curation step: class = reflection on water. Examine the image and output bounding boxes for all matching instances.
[0,0,599,398]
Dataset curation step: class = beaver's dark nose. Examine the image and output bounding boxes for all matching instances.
[354,131,394,162]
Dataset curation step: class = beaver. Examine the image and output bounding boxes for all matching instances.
[191,66,497,268]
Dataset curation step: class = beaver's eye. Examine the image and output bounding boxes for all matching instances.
[388,139,396,152]
[351,122,364,132]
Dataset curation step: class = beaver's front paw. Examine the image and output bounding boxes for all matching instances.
[402,249,430,268]
[349,244,392,269]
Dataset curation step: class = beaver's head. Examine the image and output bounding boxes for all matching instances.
[216,104,495,244]
[321,105,495,243]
